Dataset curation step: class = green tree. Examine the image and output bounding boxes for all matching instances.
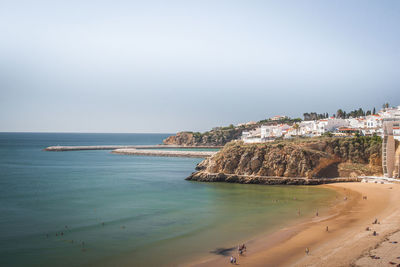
[357,108,364,117]
[303,113,311,121]
[336,109,344,119]
[293,123,300,136]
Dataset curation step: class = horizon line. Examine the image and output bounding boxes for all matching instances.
[0,131,175,134]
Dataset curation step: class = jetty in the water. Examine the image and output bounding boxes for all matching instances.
[44,145,219,158]
[44,145,221,151]
[111,148,216,158]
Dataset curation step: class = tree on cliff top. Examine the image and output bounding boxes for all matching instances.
[293,123,300,135]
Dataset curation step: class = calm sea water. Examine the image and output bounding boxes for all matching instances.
[0,133,336,267]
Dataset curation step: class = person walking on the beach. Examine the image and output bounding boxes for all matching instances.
[326,226,329,232]
[238,244,243,255]
[305,247,309,255]
[230,256,234,264]
[233,257,237,264]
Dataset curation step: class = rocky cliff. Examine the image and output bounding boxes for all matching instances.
[187,136,382,183]
[163,128,245,146]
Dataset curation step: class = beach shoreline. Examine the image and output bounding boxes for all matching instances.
[187,181,400,267]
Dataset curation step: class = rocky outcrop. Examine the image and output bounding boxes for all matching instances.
[163,132,197,146]
[163,128,250,146]
[188,136,383,183]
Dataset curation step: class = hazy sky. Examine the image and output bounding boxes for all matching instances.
[0,0,399,133]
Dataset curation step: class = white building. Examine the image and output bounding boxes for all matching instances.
[299,121,317,135]
[365,115,383,128]
[260,124,290,139]
[393,126,400,141]
[241,128,262,143]
[315,118,349,135]
[348,118,366,129]
[379,106,400,120]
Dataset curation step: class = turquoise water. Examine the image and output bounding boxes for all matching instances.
[0,133,336,267]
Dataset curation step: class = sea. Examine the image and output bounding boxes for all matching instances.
[0,133,337,266]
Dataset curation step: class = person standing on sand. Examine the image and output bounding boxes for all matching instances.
[230,256,234,264]
[305,247,309,255]
[326,226,329,232]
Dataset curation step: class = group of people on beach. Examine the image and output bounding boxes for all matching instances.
[230,244,247,264]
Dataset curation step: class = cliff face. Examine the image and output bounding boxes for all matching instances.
[163,129,244,146]
[163,132,197,146]
[188,136,382,181]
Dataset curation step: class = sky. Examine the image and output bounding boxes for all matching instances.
[0,0,399,133]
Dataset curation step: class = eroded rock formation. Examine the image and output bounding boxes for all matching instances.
[187,136,382,183]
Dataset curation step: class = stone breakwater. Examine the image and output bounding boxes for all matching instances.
[44,145,222,151]
[186,172,362,185]
[45,145,138,151]
[111,149,217,158]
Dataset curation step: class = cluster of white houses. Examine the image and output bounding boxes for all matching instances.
[241,106,400,143]
[240,106,400,178]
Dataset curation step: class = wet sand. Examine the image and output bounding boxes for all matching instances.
[188,182,400,267]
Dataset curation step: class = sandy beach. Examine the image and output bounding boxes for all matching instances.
[189,181,400,267]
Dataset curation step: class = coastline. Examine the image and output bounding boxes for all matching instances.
[186,172,362,185]
[187,182,400,267]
